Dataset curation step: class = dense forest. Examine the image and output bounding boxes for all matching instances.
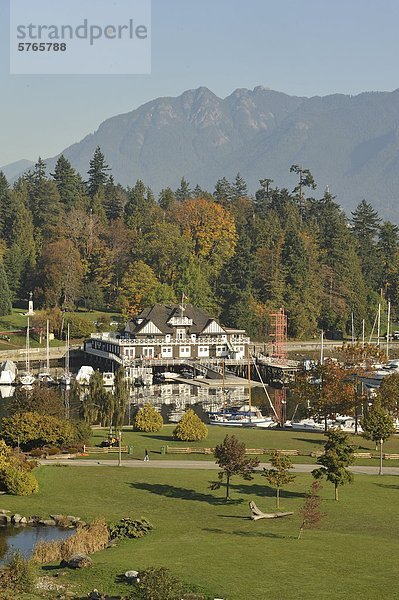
[0,148,397,340]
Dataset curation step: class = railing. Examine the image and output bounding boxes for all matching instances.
[89,333,250,346]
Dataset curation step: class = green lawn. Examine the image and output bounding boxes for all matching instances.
[2,465,399,599]
[86,425,399,466]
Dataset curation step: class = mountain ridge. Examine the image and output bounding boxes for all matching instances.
[3,86,399,219]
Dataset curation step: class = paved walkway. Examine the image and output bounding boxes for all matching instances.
[38,459,399,476]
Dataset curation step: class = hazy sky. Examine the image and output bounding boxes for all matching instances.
[1,0,399,166]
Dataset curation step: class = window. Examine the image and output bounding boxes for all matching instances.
[176,328,186,340]
[161,347,173,357]
[179,346,191,357]
[198,346,209,357]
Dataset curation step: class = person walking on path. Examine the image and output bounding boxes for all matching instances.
[144,449,150,461]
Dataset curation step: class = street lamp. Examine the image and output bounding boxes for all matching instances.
[379,438,383,476]
[118,430,122,467]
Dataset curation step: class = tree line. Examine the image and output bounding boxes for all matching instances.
[0,147,398,339]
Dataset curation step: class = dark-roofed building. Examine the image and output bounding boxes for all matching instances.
[84,303,250,379]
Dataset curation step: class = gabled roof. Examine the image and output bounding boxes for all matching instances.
[125,304,225,336]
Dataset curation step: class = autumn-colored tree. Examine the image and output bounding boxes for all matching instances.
[292,360,355,431]
[377,373,399,416]
[211,435,259,500]
[174,198,237,275]
[298,480,324,539]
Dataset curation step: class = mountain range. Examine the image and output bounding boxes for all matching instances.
[3,86,399,219]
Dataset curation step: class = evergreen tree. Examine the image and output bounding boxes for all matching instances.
[232,172,248,199]
[51,155,83,210]
[0,261,12,316]
[3,185,36,300]
[103,180,126,221]
[113,367,129,428]
[159,187,176,212]
[351,200,381,289]
[25,158,63,237]
[0,171,10,235]
[175,177,191,201]
[87,146,111,198]
[214,176,234,206]
[124,180,156,231]
[377,221,399,295]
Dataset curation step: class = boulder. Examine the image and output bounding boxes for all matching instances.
[61,554,93,569]
[12,513,22,524]
[20,516,27,524]
[0,509,10,514]
[125,570,139,580]
[39,519,57,526]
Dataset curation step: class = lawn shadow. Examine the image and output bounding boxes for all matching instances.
[374,483,399,490]
[203,527,287,539]
[130,482,242,505]
[293,437,326,446]
[139,434,174,442]
[230,482,306,499]
[41,565,63,572]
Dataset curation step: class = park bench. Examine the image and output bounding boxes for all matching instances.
[383,453,399,460]
[310,451,324,458]
[166,446,192,454]
[245,448,265,455]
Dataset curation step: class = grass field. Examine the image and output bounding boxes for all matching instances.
[0,308,122,350]
[86,425,399,467]
[2,465,399,599]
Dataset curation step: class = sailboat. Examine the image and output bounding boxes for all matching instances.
[38,320,55,385]
[19,317,35,386]
[60,323,71,386]
[208,352,276,428]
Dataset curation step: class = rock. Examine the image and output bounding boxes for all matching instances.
[0,515,7,526]
[60,554,93,569]
[0,509,10,514]
[39,519,57,526]
[20,516,27,524]
[125,570,139,580]
[12,513,22,524]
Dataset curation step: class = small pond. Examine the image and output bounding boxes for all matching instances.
[0,525,75,566]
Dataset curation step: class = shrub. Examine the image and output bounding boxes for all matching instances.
[129,566,183,600]
[44,446,61,456]
[0,550,36,595]
[109,517,153,540]
[134,403,163,432]
[173,409,208,441]
[0,412,90,451]
[2,465,39,496]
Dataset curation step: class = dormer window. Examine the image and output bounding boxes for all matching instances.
[176,328,186,340]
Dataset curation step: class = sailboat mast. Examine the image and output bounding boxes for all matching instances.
[66,323,70,375]
[26,317,30,373]
[377,303,381,347]
[320,330,324,365]
[247,347,252,413]
[46,319,50,373]
[386,300,391,359]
